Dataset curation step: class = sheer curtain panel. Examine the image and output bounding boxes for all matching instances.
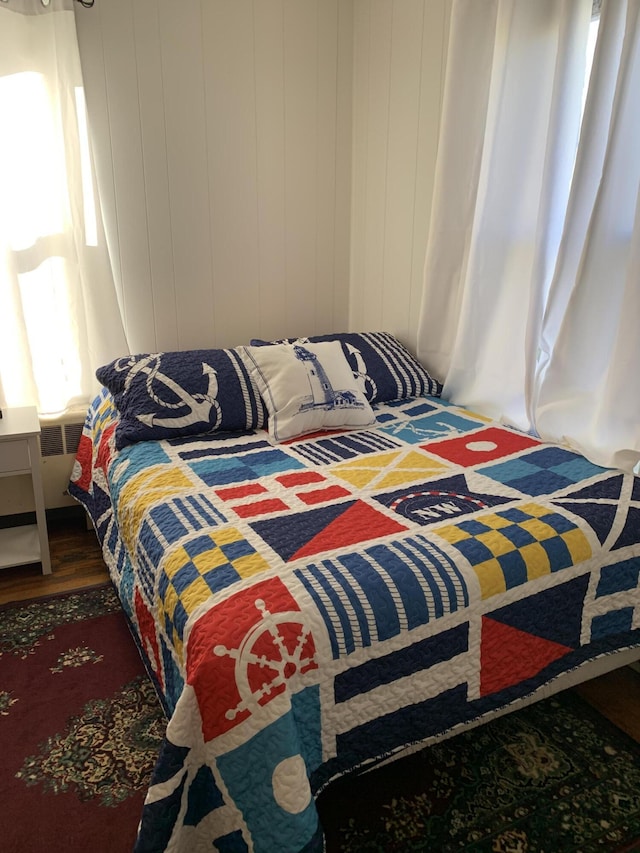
[0,0,127,415]
[417,0,591,432]
[534,0,640,471]
[418,0,640,471]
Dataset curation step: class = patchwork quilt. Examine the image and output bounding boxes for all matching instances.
[69,389,640,853]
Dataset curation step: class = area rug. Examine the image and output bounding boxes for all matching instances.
[317,688,640,853]
[0,585,165,853]
[2,586,640,853]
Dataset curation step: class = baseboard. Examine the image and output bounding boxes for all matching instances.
[0,505,86,530]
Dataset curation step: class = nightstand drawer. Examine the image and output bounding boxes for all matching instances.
[0,438,30,472]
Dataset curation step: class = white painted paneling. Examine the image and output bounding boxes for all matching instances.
[333,0,354,333]
[361,0,394,333]
[348,0,371,331]
[382,0,427,344]
[132,0,179,351]
[408,1,450,345]
[253,0,287,342]
[203,0,260,348]
[316,0,339,334]
[350,0,449,352]
[157,1,214,350]
[98,0,155,352]
[283,0,318,337]
[76,0,357,353]
[75,0,446,357]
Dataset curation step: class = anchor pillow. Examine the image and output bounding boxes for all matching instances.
[249,331,442,403]
[239,341,376,441]
[96,349,266,448]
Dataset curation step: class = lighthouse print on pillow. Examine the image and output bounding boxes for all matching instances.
[240,341,376,441]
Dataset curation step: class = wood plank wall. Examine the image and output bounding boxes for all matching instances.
[74,0,449,358]
[349,0,449,348]
[75,0,354,354]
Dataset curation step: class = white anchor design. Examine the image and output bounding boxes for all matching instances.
[116,354,222,429]
[345,343,377,400]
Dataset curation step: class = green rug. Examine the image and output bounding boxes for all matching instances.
[317,688,640,852]
[3,585,639,852]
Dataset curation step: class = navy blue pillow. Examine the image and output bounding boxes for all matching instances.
[96,349,266,448]
[249,331,442,403]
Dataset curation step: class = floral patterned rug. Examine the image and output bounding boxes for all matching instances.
[0,585,165,853]
[318,685,640,853]
[2,585,640,853]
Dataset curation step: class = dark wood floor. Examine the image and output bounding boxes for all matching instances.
[2,513,640,743]
[0,511,109,605]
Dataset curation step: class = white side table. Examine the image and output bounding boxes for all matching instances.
[0,407,52,575]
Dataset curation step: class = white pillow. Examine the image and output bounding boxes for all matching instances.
[239,341,376,441]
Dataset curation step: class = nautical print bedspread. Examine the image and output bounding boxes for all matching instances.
[70,389,640,853]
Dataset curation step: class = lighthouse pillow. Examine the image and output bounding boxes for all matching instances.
[239,341,376,441]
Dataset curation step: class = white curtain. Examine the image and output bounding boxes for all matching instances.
[0,0,127,416]
[417,0,640,471]
[535,0,640,471]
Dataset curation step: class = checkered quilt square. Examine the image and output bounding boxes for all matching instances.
[158,529,270,660]
[435,503,592,599]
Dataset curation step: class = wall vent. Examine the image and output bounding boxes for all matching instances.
[64,422,83,455]
[40,419,84,457]
[39,411,87,510]
[40,425,65,457]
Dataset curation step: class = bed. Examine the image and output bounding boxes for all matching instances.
[68,332,640,853]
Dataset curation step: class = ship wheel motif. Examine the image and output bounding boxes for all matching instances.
[213,598,317,722]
